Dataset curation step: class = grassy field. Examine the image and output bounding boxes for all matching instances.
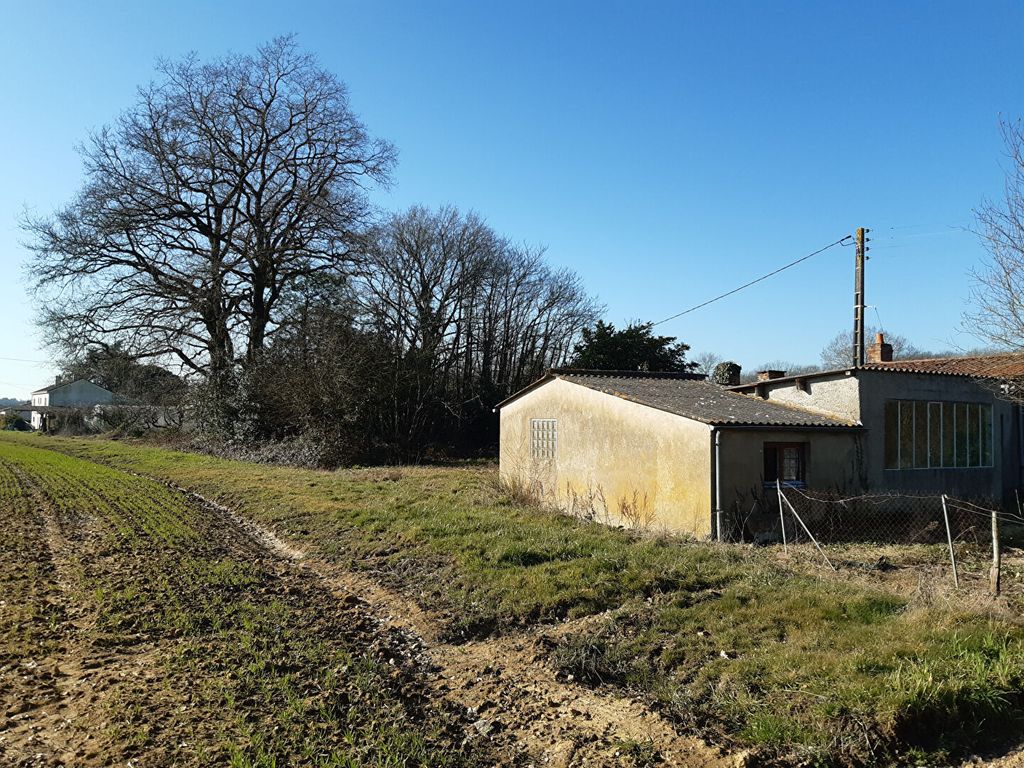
[0,436,500,767]
[3,431,1024,766]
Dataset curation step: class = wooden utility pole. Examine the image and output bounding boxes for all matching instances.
[853,227,868,367]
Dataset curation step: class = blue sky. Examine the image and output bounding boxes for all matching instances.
[1,1,1022,398]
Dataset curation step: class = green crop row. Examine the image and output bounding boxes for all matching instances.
[0,438,494,767]
[0,459,64,663]
[7,432,1024,766]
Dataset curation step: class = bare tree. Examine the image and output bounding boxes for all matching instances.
[355,206,496,454]
[968,119,1024,354]
[739,360,821,384]
[353,205,599,458]
[820,327,926,369]
[22,37,394,430]
[692,351,723,377]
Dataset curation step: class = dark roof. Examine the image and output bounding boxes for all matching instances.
[727,352,1024,393]
[497,370,857,428]
[31,378,110,395]
[862,352,1024,378]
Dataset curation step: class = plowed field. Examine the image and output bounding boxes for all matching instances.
[0,439,503,766]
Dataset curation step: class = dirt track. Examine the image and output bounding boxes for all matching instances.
[0,456,488,766]
[6,444,1024,766]
[0,452,731,767]
[176,479,734,767]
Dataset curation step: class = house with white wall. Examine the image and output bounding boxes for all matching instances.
[497,335,1024,539]
[496,369,860,538]
[29,378,115,431]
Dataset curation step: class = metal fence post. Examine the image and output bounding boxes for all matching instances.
[780,490,837,571]
[991,506,1002,597]
[776,479,787,553]
[940,494,959,589]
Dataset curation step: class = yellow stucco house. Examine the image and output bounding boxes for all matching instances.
[496,369,861,539]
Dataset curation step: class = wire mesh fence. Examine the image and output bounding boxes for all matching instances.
[727,484,1023,547]
[724,483,1024,596]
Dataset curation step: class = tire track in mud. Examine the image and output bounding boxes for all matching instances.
[160,478,733,767]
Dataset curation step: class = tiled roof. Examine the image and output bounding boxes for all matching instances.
[546,370,857,428]
[862,353,1024,379]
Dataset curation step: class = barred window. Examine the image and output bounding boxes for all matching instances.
[531,419,557,459]
[884,400,992,469]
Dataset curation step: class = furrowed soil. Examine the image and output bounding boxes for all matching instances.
[0,437,728,767]
[5,433,1024,767]
[0,441,504,766]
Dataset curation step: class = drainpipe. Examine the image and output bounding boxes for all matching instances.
[713,428,723,542]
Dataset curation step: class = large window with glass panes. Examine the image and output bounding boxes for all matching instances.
[883,400,992,469]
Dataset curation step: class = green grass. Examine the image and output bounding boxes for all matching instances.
[0,436,493,767]
[6,431,1024,766]
[5,432,726,636]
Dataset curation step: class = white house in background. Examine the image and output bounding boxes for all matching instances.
[29,378,115,431]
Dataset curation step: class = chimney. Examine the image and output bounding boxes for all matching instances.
[711,361,742,387]
[756,369,786,382]
[867,333,893,363]
[54,375,64,386]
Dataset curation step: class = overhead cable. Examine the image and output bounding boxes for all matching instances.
[649,235,853,327]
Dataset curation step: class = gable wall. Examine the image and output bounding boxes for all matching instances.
[499,378,713,537]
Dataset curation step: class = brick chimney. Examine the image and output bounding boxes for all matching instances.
[867,333,893,363]
[711,361,741,386]
[756,369,786,381]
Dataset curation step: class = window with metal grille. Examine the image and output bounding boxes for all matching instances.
[531,419,557,459]
[884,399,993,469]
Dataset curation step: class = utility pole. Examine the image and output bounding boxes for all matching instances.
[852,227,868,367]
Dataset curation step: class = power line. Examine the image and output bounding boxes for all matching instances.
[650,235,853,327]
[0,356,48,364]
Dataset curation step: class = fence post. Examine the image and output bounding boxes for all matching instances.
[776,479,787,553]
[940,494,959,589]
[991,506,1002,597]
[780,490,837,571]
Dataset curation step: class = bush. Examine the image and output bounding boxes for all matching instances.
[1,413,29,431]
[184,430,359,470]
[46,408,101,436]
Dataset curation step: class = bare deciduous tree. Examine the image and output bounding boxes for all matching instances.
[353,205,599,458]
[968,120,1024,354]
[22,37,394,430]
[819,327,925,369]
[692,351,723,377]
[738,360,821,384]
